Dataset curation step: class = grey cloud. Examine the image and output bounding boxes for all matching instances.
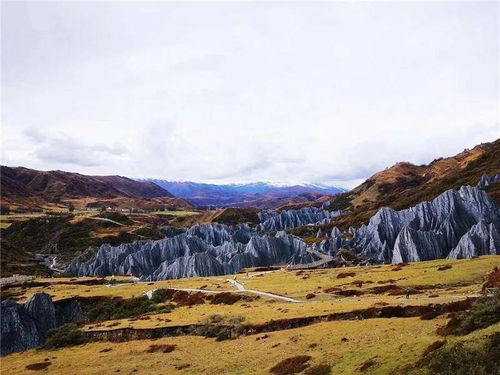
[32,132,127,167]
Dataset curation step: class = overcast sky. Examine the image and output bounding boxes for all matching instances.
[2,1,499,188]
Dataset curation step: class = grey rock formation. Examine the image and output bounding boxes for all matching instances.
[330,186,499,263]
[66,223,315,280]
[477,174,500,188]
[66,185,499,280]
[257,207,341,231]
[55,299,84,326]
[447,221,500,259]
[1,293,82,355]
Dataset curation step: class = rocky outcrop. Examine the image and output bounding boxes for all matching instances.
[66,186,499,280]
[1,293,82,355]
[257,207,341,231]
[66,223,314,280]
[447,221,500,259]
[326,186,499,263]
[477,174,500,188]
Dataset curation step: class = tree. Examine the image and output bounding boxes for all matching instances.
[68,203,75,213]
[0,205,10,215]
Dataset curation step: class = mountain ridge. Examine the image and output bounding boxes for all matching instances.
[0,166,178,208]
[142,179,346,207]
[331,139,500,229]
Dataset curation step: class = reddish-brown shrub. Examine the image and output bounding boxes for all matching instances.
[306,293,316,299]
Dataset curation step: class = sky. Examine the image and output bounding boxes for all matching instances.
[2,1,499,189]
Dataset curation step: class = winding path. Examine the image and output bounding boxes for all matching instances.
[227,278,301,303]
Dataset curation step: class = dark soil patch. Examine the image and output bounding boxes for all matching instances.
[420,311,441,320]
[269,355,312,375]
[323,287,342,293]
[422,340,446,357]
[99,348,112,353]
[306,293,316,299]
[175,363,191,370]
[146,344,176,353]
[26,362,51,371]
[437,265,452,271]
[333,289,364,297]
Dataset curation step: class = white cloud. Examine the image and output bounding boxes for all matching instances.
[1,1,498,188]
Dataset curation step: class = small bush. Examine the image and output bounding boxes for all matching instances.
[423,333,500,375]
[150,289,169,304]
[438,291,500,335]
[196,314,246,341]
[43,324,88,349]
[82,296,174,322]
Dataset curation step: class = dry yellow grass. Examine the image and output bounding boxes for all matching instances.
[3,319,498,375]
[2,256,499,374]
[242,256,500,298]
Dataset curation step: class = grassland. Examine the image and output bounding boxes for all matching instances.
[2,256,499,374]
[151,210,199,217]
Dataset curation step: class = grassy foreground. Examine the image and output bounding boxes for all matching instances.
[2,256,499,374]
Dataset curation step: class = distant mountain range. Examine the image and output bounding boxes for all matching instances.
[141,180,346,207]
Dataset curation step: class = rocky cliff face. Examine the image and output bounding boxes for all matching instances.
[322,186,499,264]
[477,174,500,188]
[66,223,314,280]
[257,207,341,231]
[1,293,82,355]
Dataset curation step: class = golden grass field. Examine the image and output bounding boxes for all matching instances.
[2,255,499,374]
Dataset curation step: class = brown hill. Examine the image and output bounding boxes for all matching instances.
[1,166,173,205]
[331,138,500,229]
[170,207,260,228]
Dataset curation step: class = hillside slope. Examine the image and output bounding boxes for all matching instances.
[331,139,500,229]
[1,166,173,204]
